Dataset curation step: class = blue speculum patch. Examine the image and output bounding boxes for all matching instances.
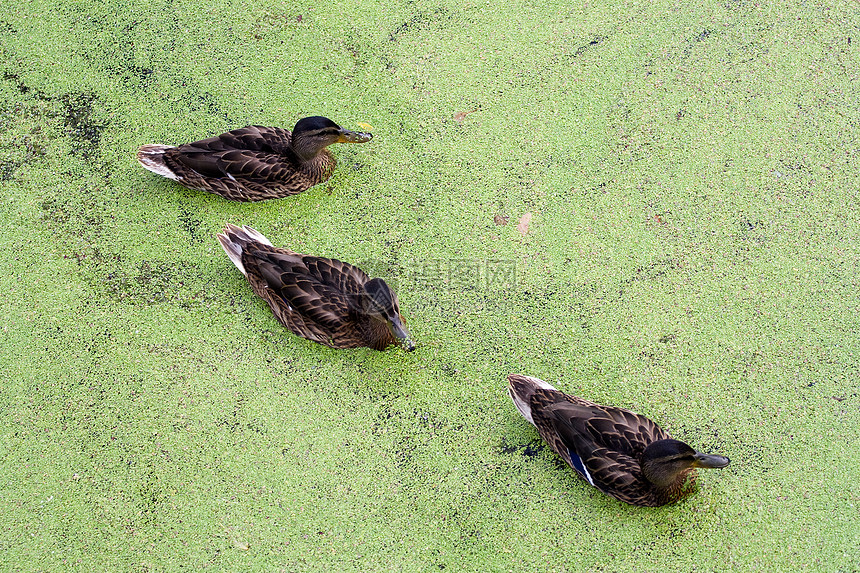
[567,448,595,486]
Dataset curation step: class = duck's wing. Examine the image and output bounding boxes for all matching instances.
[169,126,300,183]
[539,398,671,498]
[241,247,363,346]
[300,256,372,298]
[212,126,294,152]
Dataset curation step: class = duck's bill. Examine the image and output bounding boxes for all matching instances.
[388,316,416,352]
[337,129,373,144]
[692,452,730,469]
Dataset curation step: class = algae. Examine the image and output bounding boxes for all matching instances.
[1,0,859,571]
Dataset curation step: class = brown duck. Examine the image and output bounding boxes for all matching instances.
[507,374,729,506]
[137,117,372,201]
[217,224,415,351]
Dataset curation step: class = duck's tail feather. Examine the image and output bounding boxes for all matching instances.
[216,223,274,276]
[507,374,558,426]
[137,144,179,179]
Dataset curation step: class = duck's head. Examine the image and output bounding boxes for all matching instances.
[291,116,373,161]
[640,439,730,489]
[360,278,416,352]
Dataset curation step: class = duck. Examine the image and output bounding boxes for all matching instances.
[137,117,373,201]
[507,374,729,506]
[217,223,415,352]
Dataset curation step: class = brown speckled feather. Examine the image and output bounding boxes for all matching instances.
[537,397,671,506]
[138,117,372,201]
[149,126,332,201]
[507,375,727,507]
[217,224,407,351]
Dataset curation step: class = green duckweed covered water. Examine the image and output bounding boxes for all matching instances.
[1,0,858,570]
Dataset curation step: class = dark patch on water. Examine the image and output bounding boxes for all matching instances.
[2,72,110,161]
[498,437,546,458]
[215,392,267,435]
[178,205,205,244]
[102,62,155,89]
[136,469,166,525]
[379,55,397,72]
[572,36,605,58]
[389,7,452,42]
[623,258,681,284]
[3,71,45,98]
[0,20,16,37]
[371,406,465,470]
[735,216,768,258]
[61,92,105,158]
[394,435,416,469]
[182,88,232,124]
[0,72,52,179]
[740,217,762,231]
[0,160,17,181]
[580,180,609,201]
[39,192,106,247]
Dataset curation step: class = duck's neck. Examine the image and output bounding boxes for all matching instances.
[359,318,396,351]
[291,147,335,184]
[289,134,327,162]
[645,466,697,504]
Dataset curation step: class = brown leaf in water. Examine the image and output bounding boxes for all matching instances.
[494,213,509,226]
[454,109,478,124]
[517,212,532,235]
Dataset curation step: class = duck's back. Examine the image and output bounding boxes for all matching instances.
[162,126,330,200]
[241,245,375,346]
[176,126,293,157]
[529,389,671,505]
